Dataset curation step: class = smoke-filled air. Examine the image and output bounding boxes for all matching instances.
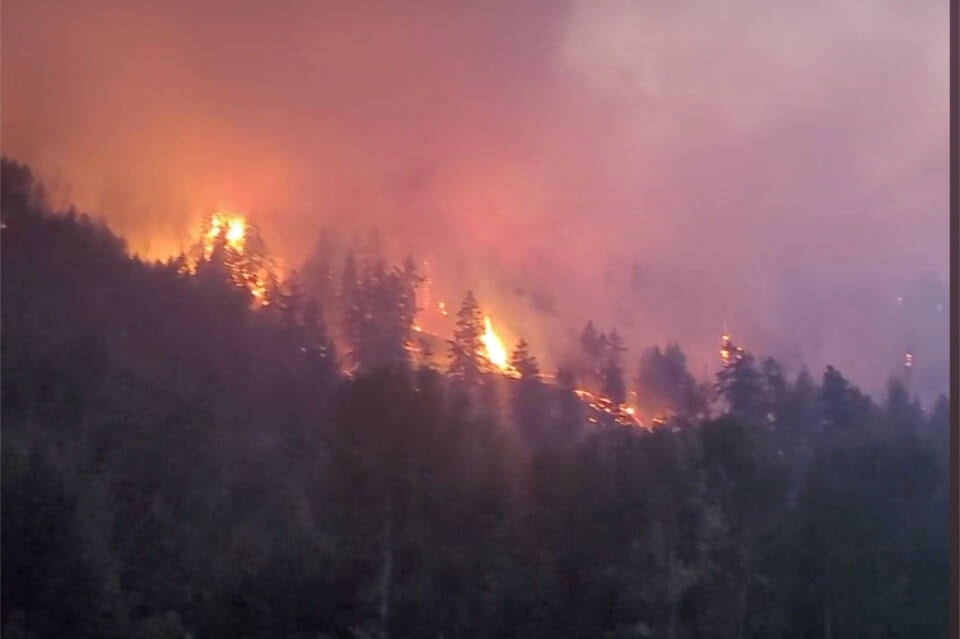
[0,1,951,637]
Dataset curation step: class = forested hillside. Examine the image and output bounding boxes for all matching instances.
[1,157,950,638]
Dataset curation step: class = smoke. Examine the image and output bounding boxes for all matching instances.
[1,0,948,396]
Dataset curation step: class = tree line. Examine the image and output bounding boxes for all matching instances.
[1,157,950,638]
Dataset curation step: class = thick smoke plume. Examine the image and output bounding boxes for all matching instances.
[1,0,948,398]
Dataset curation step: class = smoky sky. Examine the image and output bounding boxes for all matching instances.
[1,0,950,396]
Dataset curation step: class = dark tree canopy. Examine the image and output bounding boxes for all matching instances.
[448,290,489,386]
[0,157,949,639]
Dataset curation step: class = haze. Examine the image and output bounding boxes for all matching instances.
[1,0,949,397]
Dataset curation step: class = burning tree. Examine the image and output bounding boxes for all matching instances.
[715,338,764,423]
[185,212,277,305]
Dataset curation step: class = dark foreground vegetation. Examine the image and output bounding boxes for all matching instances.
[1,158,950,638]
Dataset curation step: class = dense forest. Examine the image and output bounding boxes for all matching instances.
[1,157,950,638]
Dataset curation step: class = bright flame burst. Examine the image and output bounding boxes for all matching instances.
[187,211,274,305]
[203,212,248,258]
[481,315,510,371]
[720,332,743,365]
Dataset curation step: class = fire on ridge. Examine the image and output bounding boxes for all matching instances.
[180,213,651,429]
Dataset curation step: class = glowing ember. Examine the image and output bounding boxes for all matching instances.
[481,315,510,371]
[573,387,646,428]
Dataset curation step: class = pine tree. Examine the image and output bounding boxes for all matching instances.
[819,365,868,433]
[760,356,787,422]
[448,291,487,385]
[715,347,764,423]
[605,327,627,365]
[510,339,547,444]
[509,339,540,381]
[577,320,605,389]
[597,327,628,411]
[580,321,603,360]
[344,257,417,373]
[601,359,627,410]
[637,342,706,422]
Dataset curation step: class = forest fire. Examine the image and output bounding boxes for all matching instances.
[180,218,643,426]
[183,211,276,306]
[481,315,511,372]
[720,333,743,365]
[203,212,248,258]
[573,388,647,428]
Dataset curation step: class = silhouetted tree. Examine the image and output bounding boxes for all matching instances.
[716,348,765,423]
[342,257,418,372]
[636,342,707,421]
[510,339,548,444]
[579,321,603,360]
[587,327,626,415]
[448,291,488,386]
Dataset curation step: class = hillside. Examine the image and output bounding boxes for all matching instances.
[1,157,950,639]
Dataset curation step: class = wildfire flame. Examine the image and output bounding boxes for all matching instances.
[186,211,274,306]
[720,332,743,365]
[481,315,510,371]
[204,212,248,258]
[178,215,656,429]
[573,388,647,428]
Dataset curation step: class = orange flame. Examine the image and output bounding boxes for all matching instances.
[187,211,274,306]
[481,315,510,371]
[203,212,248,258]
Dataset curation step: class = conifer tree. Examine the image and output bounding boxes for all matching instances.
[448,291,487,385]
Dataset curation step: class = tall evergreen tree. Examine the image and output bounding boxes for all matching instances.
[601,360,627,410]
[341,257,418,372]
[715,347,765,423]
[448,291,488,386]
[598,327,628,411]
[579,321,603,360]
[636,342,707,421]
[510,339,548,444]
